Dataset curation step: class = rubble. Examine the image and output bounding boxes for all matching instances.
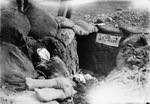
[116,33,150,86]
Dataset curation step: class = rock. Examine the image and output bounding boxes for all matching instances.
[72,25,89,36]
[77,33,120,76]
[0,43,37,90]
[0,7,31,46]
[57,29,75,46]
[41,37,79,75]
[75,20,98,33]
[26,4,58,39]
[57,16,75,28]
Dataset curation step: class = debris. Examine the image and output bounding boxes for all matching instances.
[116,34,150,86]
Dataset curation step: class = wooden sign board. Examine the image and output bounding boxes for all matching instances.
[96,33,122,47]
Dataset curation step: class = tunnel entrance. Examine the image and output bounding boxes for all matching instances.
[76,32,121,76]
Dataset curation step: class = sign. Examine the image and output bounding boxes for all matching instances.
[96,33,122,47]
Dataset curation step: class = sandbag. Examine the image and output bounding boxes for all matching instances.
[57,16,75,28]
[96,24,123,34]
[72,25,89,36]
[26,77,73,90]
[35,87,76,102]
[26,4,58,39]
[75,20,98,33]
[119,26,148,34]
[0,43,37,90]
[1,7,31,46]
[56,29,75,46]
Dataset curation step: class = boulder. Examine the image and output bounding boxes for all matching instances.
[0,7,31,46]
[26,4,58,39]
[0,43,37,90]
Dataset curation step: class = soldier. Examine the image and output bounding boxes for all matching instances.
[16,0,29,13]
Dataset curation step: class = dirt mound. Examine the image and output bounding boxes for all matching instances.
[0,7,31,46]
[26,4,58,39]
[0,43,37,90]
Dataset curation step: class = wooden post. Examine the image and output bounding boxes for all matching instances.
[58,0,72,19]
[16,0,29,13]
